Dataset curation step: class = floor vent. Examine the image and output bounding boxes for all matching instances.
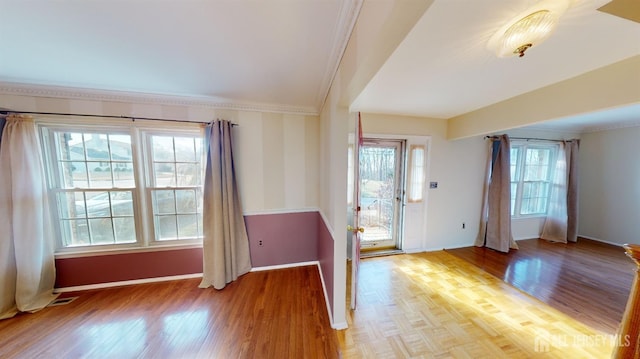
[48,296,79,307]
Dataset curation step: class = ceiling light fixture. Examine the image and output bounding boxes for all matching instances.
[488,0,571,58]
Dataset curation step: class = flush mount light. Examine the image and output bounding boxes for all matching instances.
[488,0,571,58]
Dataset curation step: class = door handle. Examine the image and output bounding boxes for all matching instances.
[347,225,365,233]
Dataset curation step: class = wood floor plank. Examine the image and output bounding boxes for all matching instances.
[446,238,635,334]
[0,265,339,359]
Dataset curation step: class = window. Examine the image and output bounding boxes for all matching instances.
[40,123,204,251]
[148,135,203,241]
[406,145,425,203]
[510,142,558,217]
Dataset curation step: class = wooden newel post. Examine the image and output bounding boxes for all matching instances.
[613,244,640,359]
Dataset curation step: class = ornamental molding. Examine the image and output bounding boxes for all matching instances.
[0,82,318,116]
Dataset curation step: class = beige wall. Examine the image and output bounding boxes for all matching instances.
[578,125,640,246]
[362,113,486,250]
[448,55,640,140]
[0,93,319,215]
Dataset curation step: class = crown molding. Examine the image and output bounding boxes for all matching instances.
[523,118,640,135]
[582,119,640,133]
[0,82,319,116]
[315,0,363,111]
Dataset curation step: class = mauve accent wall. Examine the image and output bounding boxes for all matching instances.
[245,211,319,267]
[317,213,334,316]
[55,211,323,288]
[55,248,203,288]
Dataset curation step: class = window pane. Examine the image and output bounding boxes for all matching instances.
[86,192,111,217]
[62,161,88,188]
[88,163,113,188]
[195,140,202,163]
[524,148,551,181]
[175,137,196,162]
[154,163,176,186]
[521,182,550,214]
[109,135,133,161]
[177,214,198,238]
[114,218,136,243]
[110,191,134,216]
[510,182,517,216]
[176,190,196,213]
[176,164,199,186]
[152,136,174,162]
[156,215,177,240]
[112,165,135,187]
[197,213,203,237]
[61,219,89,247]
[407,145,425,203]
[57,192,84,219]
[89,218,115,245]
[84,134,110,161]
[154,190,176,214]
[510,148,519,180]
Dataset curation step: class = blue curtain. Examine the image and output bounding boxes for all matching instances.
[0,117,6,149]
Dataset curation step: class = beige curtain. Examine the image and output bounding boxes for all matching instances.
[541,140,580,243]
[199,120,251,290]
[475,135,518,252]
[0,115,58,319]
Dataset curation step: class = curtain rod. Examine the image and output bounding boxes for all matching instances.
[0,110,238,126]
[484,135,574,142]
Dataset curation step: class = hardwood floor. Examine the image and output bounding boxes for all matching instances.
[446,238,635,335]
[1,240,632,358]
[0,266,339,359]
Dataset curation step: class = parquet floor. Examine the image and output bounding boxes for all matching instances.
[340,251,617,358]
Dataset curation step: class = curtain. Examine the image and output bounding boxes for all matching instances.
[541,140,580,243]
[475,134,518,253]
[199,120,251,290]
[0,114,58,320]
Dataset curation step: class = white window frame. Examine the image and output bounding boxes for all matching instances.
[510,141,559,218]
[38,118,205,254]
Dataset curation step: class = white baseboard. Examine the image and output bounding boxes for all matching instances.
[404,243,474,253]
[315,261,335,329]
[250,261,318,272]
[54,273,203,293]
[514,236,541,241]
[578,235,625,247]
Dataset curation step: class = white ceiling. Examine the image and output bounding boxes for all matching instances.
[0,0,359,113]
[351,0,640,130]
[1,0,639,132]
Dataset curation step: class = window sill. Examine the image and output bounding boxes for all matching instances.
[54,242,203,259]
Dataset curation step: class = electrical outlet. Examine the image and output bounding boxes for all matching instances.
[429,182,438,189]
[462,222,466,229]
[258,240,263,246]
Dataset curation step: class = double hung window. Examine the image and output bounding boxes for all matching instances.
[510,142,558,217]
[39,122,204,251]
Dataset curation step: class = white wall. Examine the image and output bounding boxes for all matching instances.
[578,125,640,246]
